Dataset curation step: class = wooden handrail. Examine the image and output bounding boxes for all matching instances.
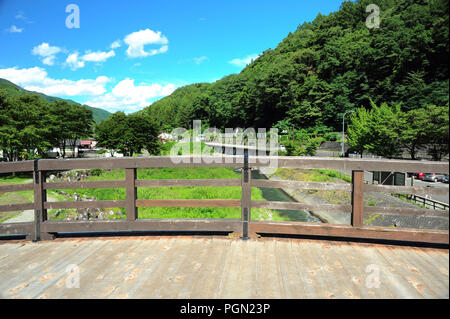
[0,155,448,244]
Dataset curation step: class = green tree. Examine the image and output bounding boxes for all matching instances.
[347,107,371,157]
[398,107,429,160]
[96,112,161,157]
[423,105,449,161]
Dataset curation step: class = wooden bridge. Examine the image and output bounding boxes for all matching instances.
[0,156,448,299]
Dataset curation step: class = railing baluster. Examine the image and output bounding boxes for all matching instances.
[241,153,251,240]
[126,168,138,221]
[31,160,48,241]
[351,170,364,228]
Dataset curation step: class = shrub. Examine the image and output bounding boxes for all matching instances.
[89,168,103,176]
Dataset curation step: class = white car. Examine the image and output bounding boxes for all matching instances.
[422,173,446,182]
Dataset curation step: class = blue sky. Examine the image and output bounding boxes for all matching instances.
[0,0,344,113]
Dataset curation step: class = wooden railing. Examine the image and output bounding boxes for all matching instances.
[0,156,448,244]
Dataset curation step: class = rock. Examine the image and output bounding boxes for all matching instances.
[115,211,123,216]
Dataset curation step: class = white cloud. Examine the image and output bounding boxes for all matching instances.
[82,50,115,62]
[0,66,176,113]
[85,78,176,112]
[229,54,259,68]
[64,49,115,70]
[66,52,85,70]
[15,12,26,20]
[110,40,121,49]
[193,56,208,64]
[124,28,169,58]
[32,43,63,66]
[7,25,23,33]
[0,66,110,96]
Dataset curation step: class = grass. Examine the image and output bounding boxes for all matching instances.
[273,168,351,205]
[44,166,303,221]
[311,169,352,183]
[0,175,33,223]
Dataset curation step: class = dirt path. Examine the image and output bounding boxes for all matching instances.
[2,195,59,224]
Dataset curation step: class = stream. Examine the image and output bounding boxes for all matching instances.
[251,170,322,223]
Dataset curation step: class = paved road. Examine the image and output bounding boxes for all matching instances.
[315,150,449,204]
[407,177,449,204]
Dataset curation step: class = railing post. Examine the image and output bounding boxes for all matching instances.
[126,168,138,221]
[351,170,364,227]
[31,160,49,241]
[241,153,251,240]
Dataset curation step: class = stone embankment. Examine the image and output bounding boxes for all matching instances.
[259,170,449,230]
[47,170,124,221]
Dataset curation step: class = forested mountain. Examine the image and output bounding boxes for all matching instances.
[0,78,111,123]
[143,0,449,131]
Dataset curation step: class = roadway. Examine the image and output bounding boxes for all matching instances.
[407,177,449,204]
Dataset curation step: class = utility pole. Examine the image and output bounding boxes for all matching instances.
[341,110,355,157]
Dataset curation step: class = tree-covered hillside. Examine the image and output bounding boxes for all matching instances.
[143,0,448,131]
[0,78,111,123]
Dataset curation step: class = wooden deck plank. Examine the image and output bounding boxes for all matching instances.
[174,237,217,298]
[370,245,430,298]
[130,238,190,298]
[386,246,448,298]
[0,237,448,299]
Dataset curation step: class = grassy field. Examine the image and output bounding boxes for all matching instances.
[0,175,33,223]
[273,168,352,205]
[46,166,296,221]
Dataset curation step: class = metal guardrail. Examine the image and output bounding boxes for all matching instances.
[398,194,449,211]
[0,156,448,244]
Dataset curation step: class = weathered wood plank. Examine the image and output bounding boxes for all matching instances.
[251,179,351,191]
[0,184,34,192]
[365,206,449,217]
[44,180,125,190]
[41,218,241,233]
[2,156,448,174]
[126,168,137,221]
[0,202,34,213]
[44,200,126,210]
[253,156,449,174]
[35,156,242,171]
[352,171,364,227]
[135,179,241,188]
[0,161,34,173]
[136,199,241,208]
[0,222,33,234]
[364,184,449,196]
[251,200,352,213]
[249,221,449,244]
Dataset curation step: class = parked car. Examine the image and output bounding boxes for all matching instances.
[443,175,449,184]
[422,173,446,182]
[414,172,425,180]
